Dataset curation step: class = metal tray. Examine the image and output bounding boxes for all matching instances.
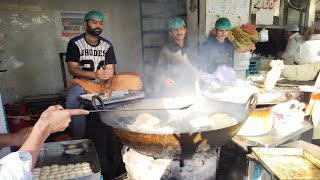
[252,79,315,87]
[79,90,145,107]
[35,139,101,180]
[201,84,293,105]
[249,147,320,180]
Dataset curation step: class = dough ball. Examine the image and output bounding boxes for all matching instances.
[40,170,50,175]
[66,164,74,169]
[81,162,90,167]
[66,168,74,172]
[74,163,81,168]
[50,167,59,172]
[68,174,77,179]
[50,164,59,169]
[76,171,84,176]
[39,175,47,180]
[41,166,50,170]
[51,171,59,175]
[59,165,66,170]
[47,174,54,179]
[82,168,92,174]
[128,113,160,131]
[54,173,62,178]
[58,169,65,174]
[32,171,40,176]
[74,167,82,172]
[62,172,69,177]
[68,171,76,175]
[33,168,41,172]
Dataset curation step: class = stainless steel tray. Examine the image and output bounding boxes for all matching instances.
[79,90,145,106]
[249,147,320,180]
[35,139,101,180]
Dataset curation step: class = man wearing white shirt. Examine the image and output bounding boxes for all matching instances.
[282,24,301,65]
[0,105,88,179]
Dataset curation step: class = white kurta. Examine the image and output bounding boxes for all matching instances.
[0,151,33,180]
[282,32,301,65]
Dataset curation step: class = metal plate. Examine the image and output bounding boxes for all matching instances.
[257,91,293,105]
[35,139,101,180]
[201,84,293,105]
[251,147,320,180]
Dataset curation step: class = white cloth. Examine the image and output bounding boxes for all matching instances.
[0,151,33,180]
[199,65,236,85]
[281,32,301,65]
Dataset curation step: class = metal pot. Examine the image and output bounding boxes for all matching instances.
[92,94,257,159]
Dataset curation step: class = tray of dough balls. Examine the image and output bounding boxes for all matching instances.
[32,139,100,180]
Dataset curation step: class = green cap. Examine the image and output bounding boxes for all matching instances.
[168,17,186,30]
[215,17,232,30]
[84,11,104,21]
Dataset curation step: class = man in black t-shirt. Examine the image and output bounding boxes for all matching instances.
[65,10,117,139]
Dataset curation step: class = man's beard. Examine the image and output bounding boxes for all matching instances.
[87,26,102,36]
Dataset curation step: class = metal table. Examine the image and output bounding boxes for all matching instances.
[79,90,145,108]
[233,120,313,150]
[217,121,313,180]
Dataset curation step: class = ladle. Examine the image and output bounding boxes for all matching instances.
[89,95,193,113]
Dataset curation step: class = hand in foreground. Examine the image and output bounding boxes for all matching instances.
[36,105,89,135]
[95,68,113,80]
[269,60,285,70]
[19,105,89,169]
[103,88,112,98]
[163,78,175,87]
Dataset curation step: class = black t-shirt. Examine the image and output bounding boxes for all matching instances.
[66,34,116,72]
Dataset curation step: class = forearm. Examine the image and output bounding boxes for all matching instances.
[69,67,96,80]
[19,122,49,169]
[105,76,113,89]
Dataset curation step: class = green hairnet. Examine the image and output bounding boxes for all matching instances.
[168,17,186,30]
[84,11,104,21]
[215,17,232,30]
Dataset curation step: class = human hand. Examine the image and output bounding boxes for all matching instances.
[269,60,285,70]
[163,78,175,87]
[13,127,33,146]
[36,105,89,136]
[95,68,113,80]
[103,88,112,98]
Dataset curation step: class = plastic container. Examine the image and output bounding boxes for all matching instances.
[264,67,281,91]
[246,58,261,78]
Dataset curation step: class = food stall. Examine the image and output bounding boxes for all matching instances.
[2,1,320,180]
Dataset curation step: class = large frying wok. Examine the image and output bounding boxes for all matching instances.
[92,94,257,159]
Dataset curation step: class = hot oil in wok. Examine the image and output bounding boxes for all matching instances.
[116,97,241,135]
[100,96,251,135]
